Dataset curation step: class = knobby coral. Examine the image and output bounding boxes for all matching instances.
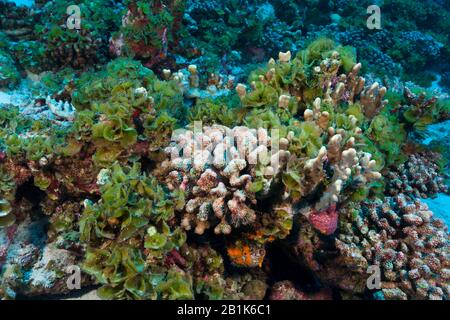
[160,124,291,236]
[297,195,449,300]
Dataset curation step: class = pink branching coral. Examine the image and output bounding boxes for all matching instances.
[160,124,291,236]
[322,62,387,119]
[386,152,448,198]
[298,195,450,300]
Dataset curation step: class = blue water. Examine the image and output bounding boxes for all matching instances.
[423,194,450,227]
[9,0,34,7]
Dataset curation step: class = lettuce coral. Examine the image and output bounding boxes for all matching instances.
[79,162,189,299]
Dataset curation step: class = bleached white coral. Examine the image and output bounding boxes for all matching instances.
[45,96,76,121]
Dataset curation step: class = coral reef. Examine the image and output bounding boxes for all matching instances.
[0,1,449,301]
[297,195,449,300]
[386,152,448,199]
[110,0,185,68]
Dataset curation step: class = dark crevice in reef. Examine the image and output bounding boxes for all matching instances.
[265,240,316,287]
[263,240,342,300]
[13,178,49,250]
[16,178,46,207]
[186,229,231,267]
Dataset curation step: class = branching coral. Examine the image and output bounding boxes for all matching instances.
[238,42,387,121]
[282,100,382,235]
[160,124,292,238]
[298,195,449,300]
[292,124,381,235]
[386,152,448,199]
[230,42,386,237]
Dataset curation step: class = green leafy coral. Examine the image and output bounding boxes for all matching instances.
[79,162,189,299]
[69,58,185,165]
[32,0,122,70]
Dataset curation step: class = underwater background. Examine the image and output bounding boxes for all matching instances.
[0,0,449,300]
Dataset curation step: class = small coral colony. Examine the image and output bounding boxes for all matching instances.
[0,0,449,300]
